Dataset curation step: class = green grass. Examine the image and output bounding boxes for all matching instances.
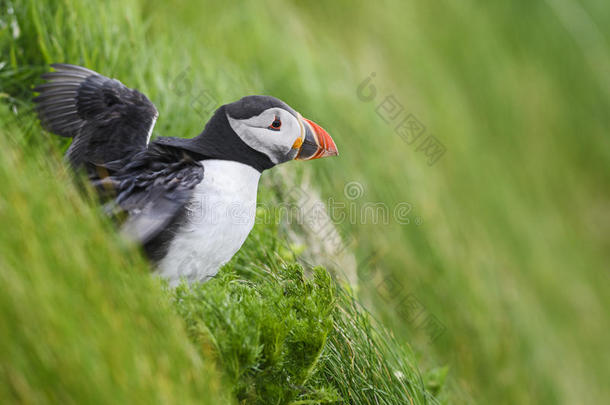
[173,219,435,404]
[3,0,610,404]
[0,1,441,404]
[0,106,231,404]
[0,100,436,404]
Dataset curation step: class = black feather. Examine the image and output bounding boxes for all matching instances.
[33,63,158,166]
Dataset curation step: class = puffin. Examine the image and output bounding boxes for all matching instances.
[33,64,338,285]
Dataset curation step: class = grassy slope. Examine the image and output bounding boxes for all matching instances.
[139,0,609,403]
[0,108,437,405]
[0,108,231,403]
[284,3,610,404]
[1,1,439,404]
[2,0,609,404]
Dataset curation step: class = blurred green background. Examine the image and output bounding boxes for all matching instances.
[2,0,609,404]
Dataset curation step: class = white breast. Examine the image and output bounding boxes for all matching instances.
[154,159,261,286]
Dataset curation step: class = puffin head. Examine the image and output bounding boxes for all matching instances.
[225,95,338,165]
[187,95,338,172]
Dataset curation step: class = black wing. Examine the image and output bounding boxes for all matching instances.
[34,63,158,168]
[95,144,205,245]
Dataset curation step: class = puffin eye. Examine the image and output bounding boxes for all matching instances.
[268,117,282,131]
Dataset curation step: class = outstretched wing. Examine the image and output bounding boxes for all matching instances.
[34,63,158,168]
[94,144,204,245]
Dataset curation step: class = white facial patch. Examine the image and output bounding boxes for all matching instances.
[226,108,301,163]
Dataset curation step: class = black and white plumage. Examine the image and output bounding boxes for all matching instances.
[34,64,338,285]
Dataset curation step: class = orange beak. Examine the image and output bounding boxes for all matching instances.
[293,117,339,160]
